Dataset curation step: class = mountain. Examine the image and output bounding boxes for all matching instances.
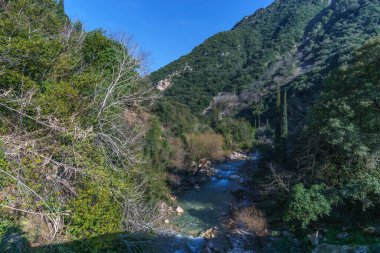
[151,0,380,122]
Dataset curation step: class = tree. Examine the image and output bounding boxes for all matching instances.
[282,89,288,139]
[285,184,333,229]
[57,0,65,17]
[282,89,288,162]
[275,83,282,153]
[187,133,225,175]
[252,97,267,128]
[144,118,168,168]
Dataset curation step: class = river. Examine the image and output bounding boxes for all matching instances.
[169,153,259,253]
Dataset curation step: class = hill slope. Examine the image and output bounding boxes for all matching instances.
[151,0,380,118]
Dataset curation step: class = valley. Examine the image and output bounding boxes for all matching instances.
[0,0,380,252]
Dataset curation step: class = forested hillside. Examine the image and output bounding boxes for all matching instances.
[151,0,380,121]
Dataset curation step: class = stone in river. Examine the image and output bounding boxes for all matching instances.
[176,206,184,214]
[229,175,241,180]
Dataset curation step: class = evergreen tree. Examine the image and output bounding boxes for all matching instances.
[282,89,288,162]
[283,89,288,138]
[252,96,266,128]
[58,0,65,17]
[144,118,166,167]
[275,83,282,153]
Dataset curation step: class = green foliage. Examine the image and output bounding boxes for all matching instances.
[186,132,225,163]
[0,218,29,253]
[143,118,171,202]
[325,228,380,246]
[213,117,255,151]
[275,83,282,153]
[144,118,169,167]
[68,184,123,239]
[0,0,170,249]
[282,89,288,139]
[304,37,380,211]
[153,98,203,136]
[151,0,330,113]
[286,184,333,229]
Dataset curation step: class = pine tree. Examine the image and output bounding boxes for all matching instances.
[275,83,282,153]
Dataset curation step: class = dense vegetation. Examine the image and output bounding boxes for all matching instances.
[1,0,380,251]
[291,38,380,224]
[151,0,331,113]
[151,0,380,247]
[0,1,171,251]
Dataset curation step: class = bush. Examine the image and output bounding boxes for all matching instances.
[235,206,268,237]
[186,133,225,163]
[285,184,332,229]
[213,117,255,151]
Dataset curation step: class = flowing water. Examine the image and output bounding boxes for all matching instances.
[170,153,259,253]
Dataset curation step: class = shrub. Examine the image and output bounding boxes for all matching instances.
[168,138,186,169]
[235,206,268,237]
[285,184,332,229]
[186,133,225,163]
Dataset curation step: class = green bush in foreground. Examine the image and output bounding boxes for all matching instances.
[286,184,333,229]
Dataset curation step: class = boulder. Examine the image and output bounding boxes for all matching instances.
[228,151,249,160]
[203,228,217,239]
[176,206,184,214]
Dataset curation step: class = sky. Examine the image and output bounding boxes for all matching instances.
[65,0,273,72]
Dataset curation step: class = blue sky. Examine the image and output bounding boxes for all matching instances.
[65,0,273,72]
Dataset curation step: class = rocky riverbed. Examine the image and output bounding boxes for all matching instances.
[162,152,259,252]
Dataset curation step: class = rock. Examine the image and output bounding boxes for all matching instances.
[336,232,349,240]
[194,184,200,190]
[229,175,241,180]
[159,201,169,213]
[228,151,249,160]
[156,78,172,91]
[312,244,369,253]
[203,228,216,239]
[164,219,169,224]
[176,206,184,214]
